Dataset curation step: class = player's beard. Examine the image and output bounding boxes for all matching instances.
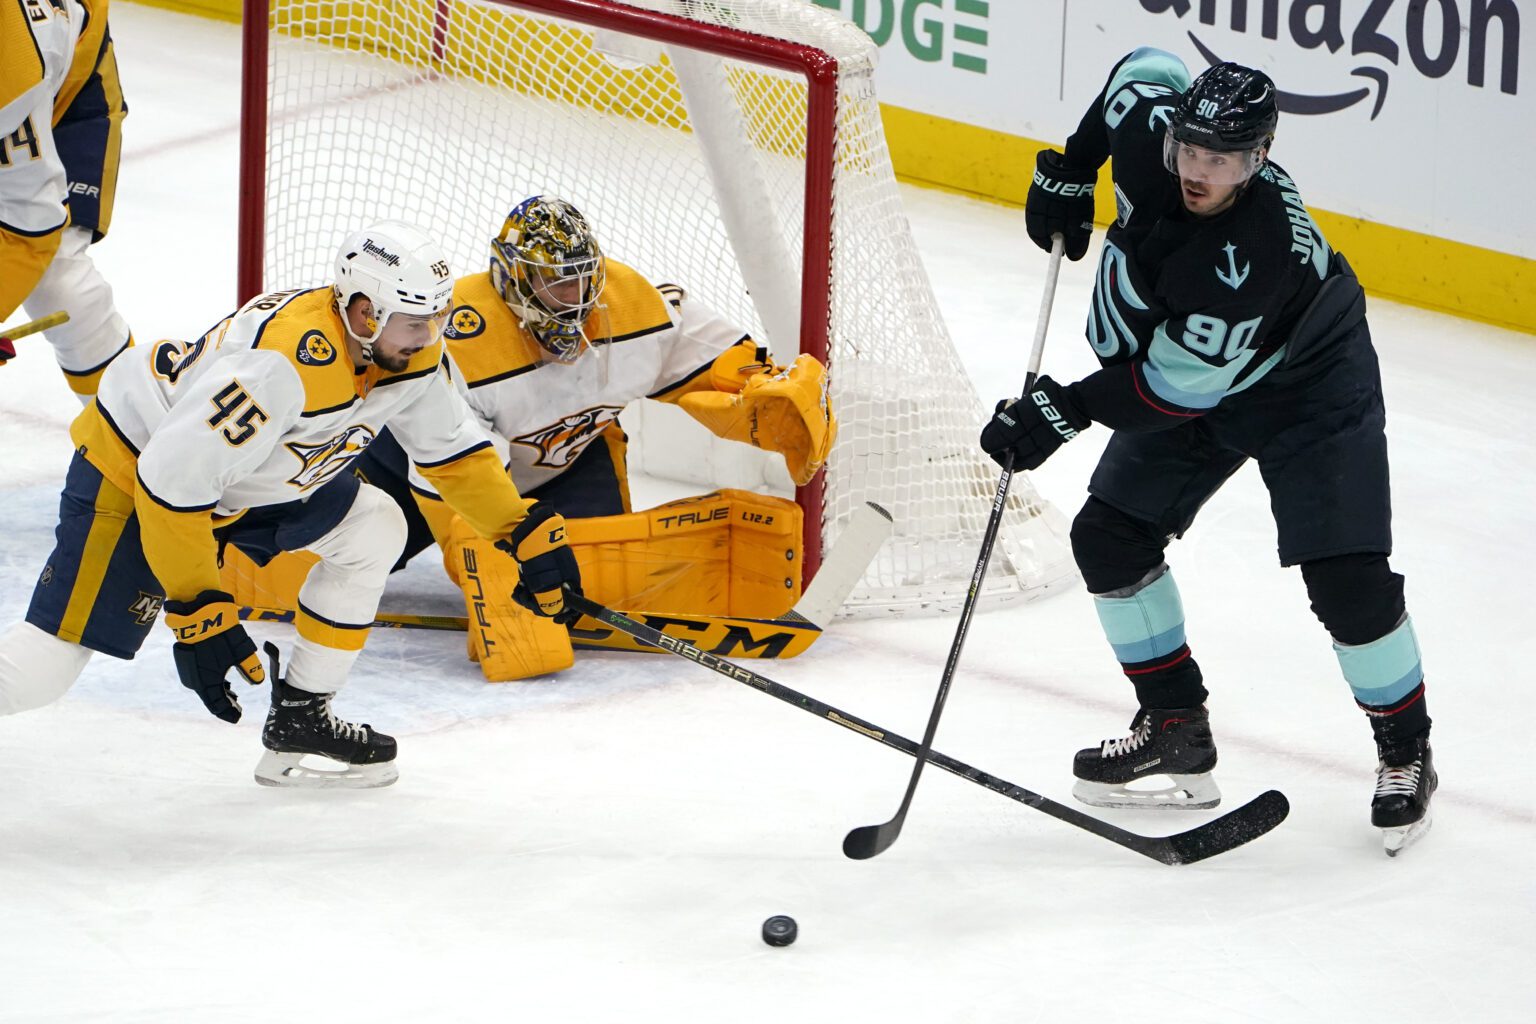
[371,347,414,373]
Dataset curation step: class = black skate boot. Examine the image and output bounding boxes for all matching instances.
[253,643,398,789]
[1072,706,1220,810]
[1372,732,1436,857]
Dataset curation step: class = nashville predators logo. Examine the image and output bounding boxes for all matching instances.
[512,405,624,469]
[446,305,485,340]
[128,592,164,627]
[285,425,375,490]
[296,330,337,366]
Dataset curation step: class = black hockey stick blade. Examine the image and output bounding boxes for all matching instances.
[1155,789,1290,865]
[567,593,1289,865]
[842,821,897,860]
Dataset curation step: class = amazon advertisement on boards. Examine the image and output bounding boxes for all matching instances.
[812,0,1533,260]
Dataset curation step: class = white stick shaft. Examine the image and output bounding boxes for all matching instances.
[1023,234,1066,387]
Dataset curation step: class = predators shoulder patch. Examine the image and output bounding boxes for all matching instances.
[296,330,337,367]
[447,305,485,340]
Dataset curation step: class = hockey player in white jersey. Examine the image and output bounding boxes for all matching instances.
[225,196,836,681]
[1,0,133,400]
[0,221,582,787]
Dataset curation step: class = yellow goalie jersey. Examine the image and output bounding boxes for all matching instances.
[0,0,110,321]
[422,261,751,500]
[72,286,523,602]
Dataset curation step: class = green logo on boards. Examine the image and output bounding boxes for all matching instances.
[813,0,991,74]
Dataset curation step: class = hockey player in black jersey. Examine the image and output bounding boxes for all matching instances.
[980,51,1435,855]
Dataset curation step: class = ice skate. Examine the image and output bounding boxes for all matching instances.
[253,644,398,789]
[1072,706,1220,810]
[1373,734,1435,857]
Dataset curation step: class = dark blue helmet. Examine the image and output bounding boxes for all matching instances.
[1171,62,1278,151]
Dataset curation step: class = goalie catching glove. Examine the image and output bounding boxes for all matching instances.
[980,376,1092,471]
[495,504,583,621]
[163,590,266,723]
[678,347,836,486]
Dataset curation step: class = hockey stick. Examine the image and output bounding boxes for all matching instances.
[567,592,1289,865]
[239,502,895,657]
[0,310,68,343]
[842,234,1068,861]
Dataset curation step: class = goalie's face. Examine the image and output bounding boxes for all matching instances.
[490,196,607,364]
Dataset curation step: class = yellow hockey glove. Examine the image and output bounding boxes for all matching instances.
[678,353,836,485]
[163,590,266,723]
[495,504,583,621]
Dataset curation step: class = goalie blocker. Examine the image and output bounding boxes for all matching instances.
[222,488,808,680]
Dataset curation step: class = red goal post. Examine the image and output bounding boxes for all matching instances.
[237,0,1075,615]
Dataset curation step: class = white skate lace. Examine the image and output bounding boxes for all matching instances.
[1375,760,1421,798]
[318,696,368,743]
[1101,718,1152,758]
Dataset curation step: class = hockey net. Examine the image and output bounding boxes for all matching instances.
[239,0,1076,616]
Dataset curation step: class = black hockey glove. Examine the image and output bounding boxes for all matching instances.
[979,376,1092,472]
[1025,150,1098,261]
[497,504,583,623]
[163,590,266,723]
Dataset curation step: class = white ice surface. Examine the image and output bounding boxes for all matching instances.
[1,6,1531,1022]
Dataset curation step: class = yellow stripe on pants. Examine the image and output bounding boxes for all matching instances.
[57,473,136,643]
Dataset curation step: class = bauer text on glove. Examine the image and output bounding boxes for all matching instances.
[1025,150,1097,261]
[979,376,1092,471]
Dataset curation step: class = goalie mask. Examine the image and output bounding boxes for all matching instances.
[1163,62,1277,188]
[489,195,607,364]
[334,221,454,362]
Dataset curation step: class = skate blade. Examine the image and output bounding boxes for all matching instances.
[1382,811,1433,857]
[254,750,399,789]
[1072,773,1221,810]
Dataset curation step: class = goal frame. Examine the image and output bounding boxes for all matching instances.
[237,0,843,578]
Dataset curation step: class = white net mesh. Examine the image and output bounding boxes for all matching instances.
[253,0,1076,615]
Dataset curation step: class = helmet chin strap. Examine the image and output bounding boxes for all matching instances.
[341,305,381,364]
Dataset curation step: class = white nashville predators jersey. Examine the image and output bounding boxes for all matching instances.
[2,0,99,318]
[1,0,81,232]
[84,286,493,517]
[413,262,749,497]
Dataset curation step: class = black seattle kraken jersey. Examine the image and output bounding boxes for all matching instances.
[1062,48,1332,418]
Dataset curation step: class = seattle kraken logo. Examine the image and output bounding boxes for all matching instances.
[513,405,625,468]
[285,425,375,490]
[1216,242,1250,290]
[1087,242,1152,362]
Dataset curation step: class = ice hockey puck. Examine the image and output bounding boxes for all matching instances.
[761,915,798,947]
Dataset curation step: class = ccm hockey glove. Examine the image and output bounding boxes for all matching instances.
[979,376,1092,472]
[163,590,266,723]
[496,504,583,622]
[1025,150,1098,261]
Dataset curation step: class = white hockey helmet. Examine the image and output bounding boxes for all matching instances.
[333,220,455,360]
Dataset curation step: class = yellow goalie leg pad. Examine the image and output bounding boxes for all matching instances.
[446,516,573,682]
[676,355,836,486]
[220,546,318,614]
[566,488,802,618]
